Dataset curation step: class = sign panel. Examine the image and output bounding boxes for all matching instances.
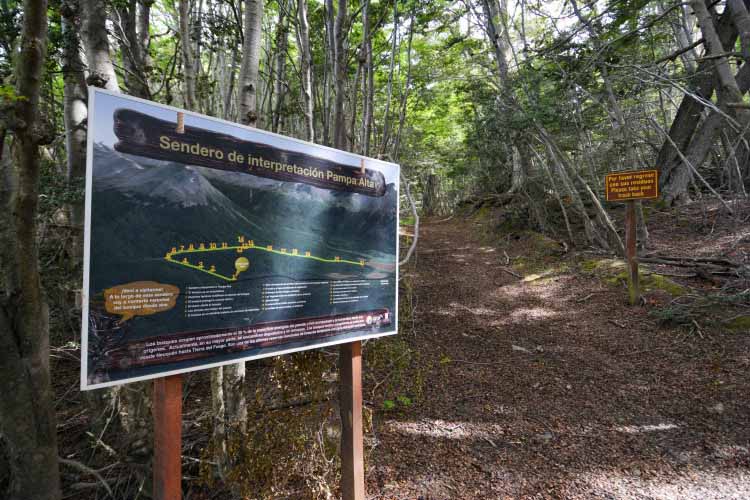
[605,169,659,201]
[82,89,399,389]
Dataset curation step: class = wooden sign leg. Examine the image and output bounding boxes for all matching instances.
[153,374,183,500]
[340,341,365,500]
[625,200,640,306]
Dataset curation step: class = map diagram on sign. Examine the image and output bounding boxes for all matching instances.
[164,235,367,282]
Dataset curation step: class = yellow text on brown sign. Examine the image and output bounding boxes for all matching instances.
[605,169,659,201]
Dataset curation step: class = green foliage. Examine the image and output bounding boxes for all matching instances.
[0,84,25,102]
[400,215,415,226]
[0,0,20,78]
[382,395,412,411]
[38,168,84,215]
[396,394,412,407]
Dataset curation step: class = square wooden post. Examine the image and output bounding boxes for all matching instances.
[339,341,365,500]
[153,374,183,500]
[625,200,640,306]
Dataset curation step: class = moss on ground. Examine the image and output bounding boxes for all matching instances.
[521,230,564,255]
[580,259,600,272]
[473,204,492,221]
[726,316,750,332]
[584,258,686,297]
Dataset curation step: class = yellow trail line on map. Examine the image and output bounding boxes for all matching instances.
[163,237,366,282]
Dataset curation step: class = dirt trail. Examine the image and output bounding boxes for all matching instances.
[368,217,750,499]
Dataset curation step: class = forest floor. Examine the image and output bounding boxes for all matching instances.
[367,203,750,499]
[51,201,750,499]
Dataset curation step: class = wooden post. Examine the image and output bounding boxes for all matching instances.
[625,200,640,306]
[339,340,365,500]
[153,374,183,500]
[176,112,185,134]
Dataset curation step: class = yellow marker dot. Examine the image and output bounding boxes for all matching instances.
[235,257,250,272]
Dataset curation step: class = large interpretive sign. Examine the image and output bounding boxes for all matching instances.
[82,89,399,389]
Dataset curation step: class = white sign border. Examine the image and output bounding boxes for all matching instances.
[81,88,400,391]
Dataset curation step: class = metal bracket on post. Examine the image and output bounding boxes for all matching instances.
[340,340,365,500]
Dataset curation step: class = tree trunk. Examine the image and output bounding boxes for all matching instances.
[692,0,749,122]
[332,0,348,150]
[297,0,315,142]
[179,0,197,110]
[671,1,698,73]
[379,0,398,157]
[360,0,373,156]
[81,0,155,467]
[238,0,263,127]
[178,0,197,109]
[222,42,239,120]
[350,54,361,151]
[658,7,738,203]
[659,0,750,204]
[210,366,226,477]
[392,10,414,161]
[509,145,526,193]
[422,173,439,216]
[138,0,154,72]
[323,0,335,146]
[481,0,509,82]
[272,0,289,133]
[115,0,151,98]
[81,0,120,90]
[729,0,750,59]
[61,0,88,260]
[0,1,61,498]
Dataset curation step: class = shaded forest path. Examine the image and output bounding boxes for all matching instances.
[368,217,750,499]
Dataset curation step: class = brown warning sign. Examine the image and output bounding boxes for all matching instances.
[605,169,659,202]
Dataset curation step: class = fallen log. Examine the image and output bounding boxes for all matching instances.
[639,254,749,281]
[640,257,728,271]
[641,254,739,267]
